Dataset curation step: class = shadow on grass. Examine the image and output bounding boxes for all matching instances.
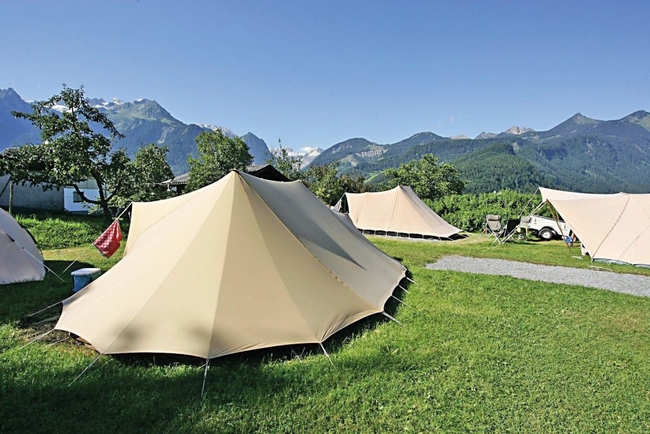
[1,271,413,433]
[105,275,412,370]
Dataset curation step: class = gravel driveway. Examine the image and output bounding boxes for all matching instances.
[426,256,650,298]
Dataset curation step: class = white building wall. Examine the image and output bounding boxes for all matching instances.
[64,188,101,213]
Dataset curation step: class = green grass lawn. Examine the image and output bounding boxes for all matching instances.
[1,233,649,433]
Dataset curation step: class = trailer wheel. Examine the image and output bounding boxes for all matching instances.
[538,228,555,240]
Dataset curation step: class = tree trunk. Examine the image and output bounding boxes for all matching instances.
[100,199,112,221]
[8,181,13,215]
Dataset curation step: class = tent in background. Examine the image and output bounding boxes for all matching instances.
[337,186,462,239]
[55,171,407,359]
[0,207,45,285]
[540,187,650,267]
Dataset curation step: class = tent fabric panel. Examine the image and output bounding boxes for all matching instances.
[241,174,406,307]
[58,176,238,357]
[125,186,217,255]
[209,178,380,357]
[539,187,650,267]
[344,187,461,238]
[57,171,406,359]
[0,236,44,284]
[0,207,45,284]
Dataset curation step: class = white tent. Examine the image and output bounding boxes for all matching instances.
[339,186,462,239]
[55,171,407,359]
[0,207,45,285]
[540,187,650,267]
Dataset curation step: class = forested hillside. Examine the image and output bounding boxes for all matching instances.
[452,143,551,194]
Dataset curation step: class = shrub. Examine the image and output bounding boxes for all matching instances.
[428,190,545,232]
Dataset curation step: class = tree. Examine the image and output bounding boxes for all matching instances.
[9,85,174,219]
[109,144,175,209]
[265,140,303,181]
[186,129,253,191]
[383,153,466,200]
[302,162,368,205]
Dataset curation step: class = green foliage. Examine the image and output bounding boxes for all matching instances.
[2,231,650,433]
[111,143,174,208]
[453,142,552,194]
[8,85,172,219]
[301,162,368,205]
[14,212,126,250]
[9,85,124,218]
[383,154,466,200]
[429,190,542,232]
[265,142,303,181]
[186,129,253,191]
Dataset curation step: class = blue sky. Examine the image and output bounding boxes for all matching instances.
[2,1,649,150]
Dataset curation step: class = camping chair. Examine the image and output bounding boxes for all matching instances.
[485,215,504,242]
[500,218,522,243]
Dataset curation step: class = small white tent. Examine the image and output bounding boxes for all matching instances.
[0,207,45,285]
[339,186,462,239]
[540,187,650,267]
[55,171,407,359]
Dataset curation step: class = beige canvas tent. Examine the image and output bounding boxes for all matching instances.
[338,186,461,239]
[0,207,45,285]
[540,187,650,267]
[55,171,407,359]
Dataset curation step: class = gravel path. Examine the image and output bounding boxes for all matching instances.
[426,256,650,298]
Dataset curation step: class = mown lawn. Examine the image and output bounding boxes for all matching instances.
[1,232,649,433]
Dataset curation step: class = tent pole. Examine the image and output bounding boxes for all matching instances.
[546,202,571,251]
[291,347,303,362]
[14,242,65,282]
[32,315,58,326]
[27,300,62,317]
[40,260,66,282]
[201,359,210,399]
[390,295,410,307]
[319,343,334,366]
[69,354,102,386]
[61,252,85,274]
[16,328,55,351]
[114,202,132,220]
[398,284,409,293]
[382,312,403,325]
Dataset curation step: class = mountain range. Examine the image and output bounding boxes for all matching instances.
[2,88,649,193]
[0,88,272,175]
[311,111,650,193]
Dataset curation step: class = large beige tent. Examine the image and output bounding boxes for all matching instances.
[55,171,407,359]
[1,207,45,285]
[339,186,461,239]
[540,187,650,267]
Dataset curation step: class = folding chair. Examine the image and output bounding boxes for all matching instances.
[485,214,504,242]
[500,218,522,243]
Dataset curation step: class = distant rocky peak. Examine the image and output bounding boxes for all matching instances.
[451,134,470,140]
[89,97,127,109]
[624,110,650,132]
[504,126,534,135]
[475,132,497,139]
[0,87,23,102]
[568,113,597,124]
[198,124,236,137]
